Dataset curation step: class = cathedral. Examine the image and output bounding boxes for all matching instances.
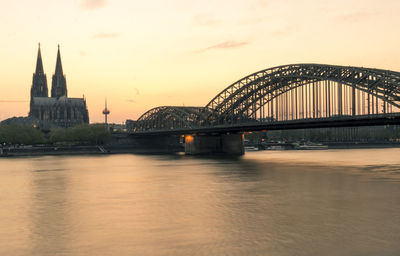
[29,44,89,127]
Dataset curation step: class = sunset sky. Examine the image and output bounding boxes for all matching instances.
[1,0,400,123]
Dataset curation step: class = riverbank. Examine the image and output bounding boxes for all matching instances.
[1,142,400,157]
[0,144,185,157]
[0,145,106,157]
[326,141,400,149]
[253,141,400,151]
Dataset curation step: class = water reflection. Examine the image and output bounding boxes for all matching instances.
[0,149,399,255]
[29,157,72,255]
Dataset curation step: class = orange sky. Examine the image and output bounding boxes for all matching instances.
[1,0,400,123]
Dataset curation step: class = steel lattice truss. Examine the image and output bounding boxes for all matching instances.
[133,64,400,132]
[134,106,212,131]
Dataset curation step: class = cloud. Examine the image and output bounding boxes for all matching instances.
[79,0,107,10]
[335,11,377,23]
[194,13,220,27]
[93,33,120,39]
[134,88,140,95]
[197,40,249,53]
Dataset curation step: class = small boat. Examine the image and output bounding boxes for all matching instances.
[296,143,328,150]
[244,146,259,151]
[267,145,285,150]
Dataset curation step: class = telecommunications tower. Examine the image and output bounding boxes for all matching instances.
[103,98,110,125]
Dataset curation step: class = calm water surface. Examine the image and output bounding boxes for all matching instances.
[1,149,400,256]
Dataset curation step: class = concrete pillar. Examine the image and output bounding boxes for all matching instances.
[221,134,245,155]
[185,133,244,155]
[131,134,183,153]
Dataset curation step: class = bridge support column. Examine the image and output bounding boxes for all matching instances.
[185,133,244,155]
[107,134,183,154]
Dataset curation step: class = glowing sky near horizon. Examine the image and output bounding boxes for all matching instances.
[1,0,400,123]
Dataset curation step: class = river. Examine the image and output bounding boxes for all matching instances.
[1,149,400,255]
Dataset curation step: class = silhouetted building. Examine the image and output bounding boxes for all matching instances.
[29,44,89,127]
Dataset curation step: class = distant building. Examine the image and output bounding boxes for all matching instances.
[29,44,89,127]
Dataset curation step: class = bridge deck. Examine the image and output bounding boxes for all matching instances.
[130,113,400,136]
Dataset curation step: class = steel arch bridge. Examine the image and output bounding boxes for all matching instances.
[134,106,212,131]
[131,64,400,133]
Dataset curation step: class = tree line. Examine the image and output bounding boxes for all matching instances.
[0,124,110,145]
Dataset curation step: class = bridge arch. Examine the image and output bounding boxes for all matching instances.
[134,106,211,131]
[206,64,400,124]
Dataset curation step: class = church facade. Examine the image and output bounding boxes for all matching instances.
[29,45,89,127]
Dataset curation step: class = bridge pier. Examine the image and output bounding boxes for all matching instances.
[107,133,183,154]
[184,133,244,155]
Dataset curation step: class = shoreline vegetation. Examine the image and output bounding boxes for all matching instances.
[0,124,112,157]
[0,123,110,145]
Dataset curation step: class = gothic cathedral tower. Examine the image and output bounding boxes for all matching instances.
[29,44,89,127]
[30,43,48,99]
[51,45,67,98]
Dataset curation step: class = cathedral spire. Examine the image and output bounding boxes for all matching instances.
[30,43,48,99]
[35,43,44,74]
[54,44,63,75]
[51,44,67,98]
